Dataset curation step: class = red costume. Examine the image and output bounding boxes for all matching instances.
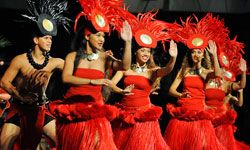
[50,68,118,150]
[3,0,71,148]
[112,75,169,150]
[5,103,54,150]
[164,76,225,150]
[206,88,250,150]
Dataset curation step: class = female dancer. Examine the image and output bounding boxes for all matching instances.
[164,13,232,150]
[49,0,134,148]
[111,39,177,150]
[205,39,249,150]
[50,18,132,150]
[109,9,178,149]
[164,42,226,150]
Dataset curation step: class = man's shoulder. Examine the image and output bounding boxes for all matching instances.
[11,53,27,62]
[49,57,64,64]
[50,57,64,61]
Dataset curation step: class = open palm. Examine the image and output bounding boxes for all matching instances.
[239,58,247,72]
[169,40,177,57]
[123,84,134,95]
[120,21,132,42]
[207,40,217,54]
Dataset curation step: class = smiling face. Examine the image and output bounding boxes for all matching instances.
[135,47,151,65]
[34,35,53,52]
[86,31,105,51]
[191,48,204,64]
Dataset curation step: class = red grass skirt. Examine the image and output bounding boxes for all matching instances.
[164,119,225,150]
[164,104,225,150]
[112,104,170,150]
[213,110,250,150]
[56,117,117,150]
[50,101,118,150]
[215,124,237,150]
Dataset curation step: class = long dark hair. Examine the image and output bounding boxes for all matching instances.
[71,21,112,102]
[180,49,207,78]
[71,21,98,72]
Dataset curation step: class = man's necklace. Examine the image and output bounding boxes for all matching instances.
[27,49,50,70]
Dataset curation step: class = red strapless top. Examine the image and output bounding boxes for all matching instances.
[64,68,104,104]
[121,75,152,107]
[177,76,205,110]
[166,76,215,121]
[205,88,226,113]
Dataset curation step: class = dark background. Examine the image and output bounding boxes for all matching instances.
[0,0,249,145]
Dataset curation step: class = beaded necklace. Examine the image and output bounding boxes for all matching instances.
[80,50,99,61]
[26,49,50,70]
[132,63,147,74]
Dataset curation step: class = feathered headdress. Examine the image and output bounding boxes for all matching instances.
[176,13,245,81]
[115,10,173,49]
[22,0,71,36]
[219,36,245,81]
[176,13,230,51]
[74,0,124,33]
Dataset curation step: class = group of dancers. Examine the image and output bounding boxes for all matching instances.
[0,0,249,149]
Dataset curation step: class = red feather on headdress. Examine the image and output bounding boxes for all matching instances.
[115,10,173,49]
[219,36,245,81]
[177,13,230,50]
[74,0,125,33]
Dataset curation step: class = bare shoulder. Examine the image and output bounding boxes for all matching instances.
[49,57,65,70]
[10,53,27,66]
[50,57,64,63]
[12,53,26,61]
[65,51,77,60]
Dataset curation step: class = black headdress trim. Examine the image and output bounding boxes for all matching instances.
[22,0,71,36]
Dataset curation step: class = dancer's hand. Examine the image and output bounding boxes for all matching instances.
[121,84,134,95]
[105,50,114,57]
[224,93,238,104]
[207,40,217,55]
[169,40,177,58]
[120,21,132,42]
[150,86,160,95]
[229,95,239,103]
[25,69,50,88]
[105,50,121,62]
[180,91,191,98]
[239,58,247,72]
